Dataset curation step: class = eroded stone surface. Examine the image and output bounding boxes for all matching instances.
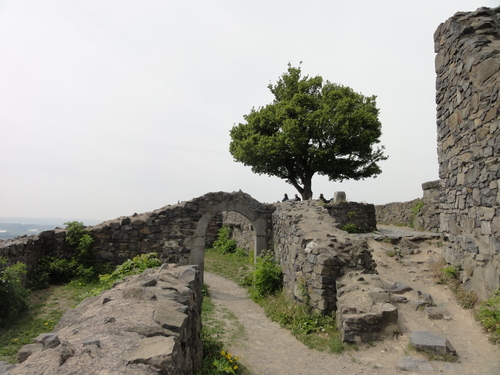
[336,272,398,343]
[5,264,202,375]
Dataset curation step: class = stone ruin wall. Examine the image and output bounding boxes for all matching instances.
[220,211,255,251]
[0,192,275,277]
[435,6,500,301]
[219,200,378,314]
[271,201,377,314]
[0,203,200,275]
[375,180,442,232]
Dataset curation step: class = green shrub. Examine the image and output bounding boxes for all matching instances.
[260,291,344,353]
[29,222,110,288]
[248,254,283,301]
[64,221,95,267]
[477,288,500,344]
[99,253,162,285]
[0,258,29,327]
[212,226,239,255]
[437,265,459,284]
[342,223,360,233]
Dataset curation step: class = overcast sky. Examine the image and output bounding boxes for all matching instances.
[0,1,496,223]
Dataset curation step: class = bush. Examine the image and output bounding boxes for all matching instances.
[248,254,283,301]
[0,257,29,327]
[64,221,95,267]
[212,226,239,255]
[99,253,162,285]
[29,222,110,288]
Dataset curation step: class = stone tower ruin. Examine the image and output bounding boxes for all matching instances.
[434,6,500,300]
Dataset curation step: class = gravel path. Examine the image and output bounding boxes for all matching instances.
[204,228,500,375]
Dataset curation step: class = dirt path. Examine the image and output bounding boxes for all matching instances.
[204,227,500,375]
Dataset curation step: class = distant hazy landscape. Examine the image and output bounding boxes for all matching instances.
[0,218,102,240]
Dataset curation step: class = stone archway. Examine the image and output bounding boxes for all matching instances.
[187,191,275,269]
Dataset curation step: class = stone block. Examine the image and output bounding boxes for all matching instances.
[410,331,457,357]
[475,58,500,85]
[124,336,176,371]
[34,333,60,349]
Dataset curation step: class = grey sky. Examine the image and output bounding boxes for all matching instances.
[0,1,496,222]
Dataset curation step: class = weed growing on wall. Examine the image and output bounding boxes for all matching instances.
[409,200,424,228]
[204,248,346,354]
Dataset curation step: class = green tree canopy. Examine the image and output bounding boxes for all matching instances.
[229,64,388,200]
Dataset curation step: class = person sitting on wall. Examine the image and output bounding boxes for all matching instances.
[294,194,301,201]
[319,193,329,204]
[282,193,289,202]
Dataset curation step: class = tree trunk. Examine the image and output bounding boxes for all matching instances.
[301,178,313,200]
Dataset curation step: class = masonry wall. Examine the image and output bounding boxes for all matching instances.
[434,6,500,300]
[0,204,200,274]
[271,201,377,314]
[221,212,255,251]
[0,192,275,277]
[375,180,442,232]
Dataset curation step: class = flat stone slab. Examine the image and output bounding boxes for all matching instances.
[410,331,457,357]
[386,281,413,294]
[395,356,434,372]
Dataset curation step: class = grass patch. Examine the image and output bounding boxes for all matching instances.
[259,291,345,353]
[204,248,254,286]
[0,294,64,363]
[477,288,500,344]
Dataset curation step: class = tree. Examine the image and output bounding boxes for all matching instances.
[229,64,388,200]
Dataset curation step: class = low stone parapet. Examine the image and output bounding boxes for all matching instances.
[5,264,203,375]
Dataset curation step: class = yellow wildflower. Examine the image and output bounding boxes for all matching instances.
[233,366,238,370]
[220,351,226,356]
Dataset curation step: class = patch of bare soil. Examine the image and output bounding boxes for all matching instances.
[204,226,500,375]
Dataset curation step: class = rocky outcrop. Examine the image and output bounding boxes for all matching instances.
[5,264,203,375]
